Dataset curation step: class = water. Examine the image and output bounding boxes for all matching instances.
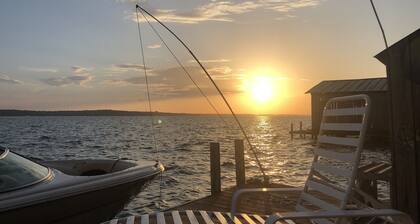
[0,115,390,215]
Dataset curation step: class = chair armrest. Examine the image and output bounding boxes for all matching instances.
[231,187,303,216]
[265,209,413,224]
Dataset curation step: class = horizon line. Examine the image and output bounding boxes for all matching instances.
[0,109,310,116]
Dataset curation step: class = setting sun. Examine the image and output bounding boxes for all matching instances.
[251,78,274,103]
[239,67,292,114]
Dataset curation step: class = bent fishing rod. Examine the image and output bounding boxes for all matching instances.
[135,4,268,183]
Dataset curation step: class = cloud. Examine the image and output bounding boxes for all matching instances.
[131,1,260,24]
[207,66,233,77]
[42,75,93,86]
[110,63,151,73]
[148,44,161,49]
[130,0,322,24]
[106,65,243,99]
[189,58,231,63]
[41,66,93,87]
[71,65,91,75]
[0,73,22,85]
[20,67,58,73]
[266,0,321,12]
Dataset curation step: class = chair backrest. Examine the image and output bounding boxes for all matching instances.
[295,94,371,224]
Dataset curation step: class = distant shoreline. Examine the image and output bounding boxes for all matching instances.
[0,110,310,117]
[0,110,181,116]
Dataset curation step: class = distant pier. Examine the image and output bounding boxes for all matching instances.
[289,121,313,140]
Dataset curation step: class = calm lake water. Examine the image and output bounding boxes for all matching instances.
[0,115,390,216]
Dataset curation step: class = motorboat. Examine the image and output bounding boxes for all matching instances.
[0,147,163,224]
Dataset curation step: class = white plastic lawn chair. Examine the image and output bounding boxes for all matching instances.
[230,94,411,223]
[103,94,413,224]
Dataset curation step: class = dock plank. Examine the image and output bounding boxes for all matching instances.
[169,184,300,215]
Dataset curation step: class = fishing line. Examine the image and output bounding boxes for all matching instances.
[135,6,164,209]
[135,7,158,162]
[136,4,268,183]
[138,9,231,128]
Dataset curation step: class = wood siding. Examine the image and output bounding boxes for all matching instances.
[375,28,420,223]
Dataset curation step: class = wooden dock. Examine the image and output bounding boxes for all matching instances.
[103,141,392,224]
[168,183,299,215]
[104,184,303,224]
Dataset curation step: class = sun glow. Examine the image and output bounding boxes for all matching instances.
[251,78,274,103]
[240,68,290,113]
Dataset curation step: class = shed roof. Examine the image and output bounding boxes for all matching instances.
[376,28,420,64]
[306,78,387,94]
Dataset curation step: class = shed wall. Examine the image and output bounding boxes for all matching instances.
[311,92,389,143]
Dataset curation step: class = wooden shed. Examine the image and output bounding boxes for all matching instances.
[375,28,420,222]
[306,78,389,143]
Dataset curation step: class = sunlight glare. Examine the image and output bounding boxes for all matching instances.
[251,78,274,103]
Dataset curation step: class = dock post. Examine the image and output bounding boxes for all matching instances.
[210,142,221,195]
[290,123,294,140]
[299,121,303,138]
[235,139,246,187]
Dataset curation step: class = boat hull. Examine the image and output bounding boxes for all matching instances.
[0,173,156,224]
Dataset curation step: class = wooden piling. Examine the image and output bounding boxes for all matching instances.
[210,142,221,195]
[290,123,294,140]
[299,121,303,138]
[234,139,246,187]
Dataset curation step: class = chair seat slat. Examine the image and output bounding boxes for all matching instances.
[241,214,256,224]
[213,212,228,224]
[186,210,199,224]
[252,215,265,224]
[141,214,149,224]
[126,216,135,224]
[323,107,365,116]
[225,213,242,224]
[320,123,362,132]
[172,211,183,224]
[199,211,214,224]
[318,136,359,147]
[157,212,166,224]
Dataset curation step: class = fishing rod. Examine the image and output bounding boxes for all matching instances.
[135,4,268,183]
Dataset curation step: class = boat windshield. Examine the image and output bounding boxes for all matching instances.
[0,149,50,193]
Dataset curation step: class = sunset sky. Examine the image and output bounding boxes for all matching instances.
[0,0,419,115]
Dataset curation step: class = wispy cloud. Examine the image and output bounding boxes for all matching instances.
[109,63,151,73]
[267,0,321,12]
[0,73,22,85]
[41,66,93,87]
[129,0,322,24]
[42,75,93,86]
[148,44,161,49]
[71,65,91,75]
[189,58,231,63]
[20,67,58,73]
[106,65,242,99]
[131,1,260,24]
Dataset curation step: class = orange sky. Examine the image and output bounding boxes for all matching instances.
[0,1,419,115]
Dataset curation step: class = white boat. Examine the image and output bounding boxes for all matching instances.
[0,147,163,223]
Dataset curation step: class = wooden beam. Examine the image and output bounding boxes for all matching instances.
[210,142,221,195]
[235,139,246,187]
